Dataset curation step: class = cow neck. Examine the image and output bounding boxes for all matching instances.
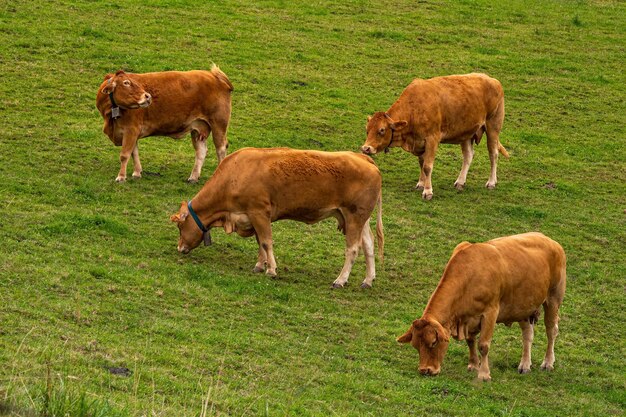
[421,282,460,330]
[188,183,225,229]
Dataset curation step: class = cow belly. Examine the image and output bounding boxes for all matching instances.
[278,207,339,224]
[143,117,210,140]
[496,296,545,324]
[441,123,485,144]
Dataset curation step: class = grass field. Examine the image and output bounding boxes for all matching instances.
[1,0,625,416]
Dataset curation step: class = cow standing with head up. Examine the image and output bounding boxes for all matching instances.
[397,233,566,381]
[170,147,384,289]
[361,73,509,200]
[96,64,233,183]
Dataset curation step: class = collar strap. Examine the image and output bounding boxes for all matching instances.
[385,127,395,153]
[384,112,395,152]
[107,78,121,119]
[109,92,118,108]
[187,200,208,233]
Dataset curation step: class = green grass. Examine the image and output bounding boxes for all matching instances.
[1,0,625,416]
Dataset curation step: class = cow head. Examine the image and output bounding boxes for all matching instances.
[397,318,450,376]
[100,70,152,109]
[361,112,408,155]
[170,201,211,254]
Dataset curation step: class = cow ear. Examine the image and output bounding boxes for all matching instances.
[367,115,372,123]
[103,73,114,81]
[390,120,408,131]
[397,327,413,343]
[170,212,188,223]
[433,322,450,343]
[101,80,116,94]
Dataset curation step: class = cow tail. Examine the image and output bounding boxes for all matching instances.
[210,63,234,92]
[498,143,510,158]
[493,97,509,158]
[376,190,384,266]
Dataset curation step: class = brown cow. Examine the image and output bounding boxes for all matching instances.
[361,73,509,200]
[397,232,566,381]
[170,147,384,288]
[96,65,233,182]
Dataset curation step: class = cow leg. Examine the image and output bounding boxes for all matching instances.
[211,120,229,165]
[540,303,559,371]
[131,143,142,179]
[542,266,566,371]
[360,221,376,289]
[116,131,139,182]
[477,309,498,381]
[466,335,480,372]
[253,233,267,273]
[420,139,439,200]
[332,219,362,288]
[541,298,562,370]
[188,130,208,183]
[518,320,534,374]
[485,102,505,189]
[454,140,474,191]
[248,214,276,277]
[415,155,425,190]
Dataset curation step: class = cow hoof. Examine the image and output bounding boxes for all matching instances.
[478,373,492,382]
[486,183,496,190]
[422,193,433,201]
[187,178,199,184]
[266,270,277,277]
[132,173,142,179]
[454,182,465,191]
[360,282,372,289]
[331,282,345,289]
[518,367,531,374]
[467,364,479,372]
[540,363,554,371]
[115,176,126,183]
[252,266,264,273]
[415,184,424,191]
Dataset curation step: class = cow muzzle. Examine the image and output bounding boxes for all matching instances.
[419,366,440,376]
[138,93,152,108]
[361,145,376,155]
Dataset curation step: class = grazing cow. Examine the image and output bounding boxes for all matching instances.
[361,73,509,200]
[397,232,566,381]
[95,65,233,183]
[170,147,384,288]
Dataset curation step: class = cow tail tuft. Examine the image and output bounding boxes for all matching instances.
[376,190,384,266]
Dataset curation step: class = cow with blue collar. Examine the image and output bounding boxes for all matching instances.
[170,147,384,288]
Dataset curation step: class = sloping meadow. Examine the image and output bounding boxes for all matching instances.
[0,0,624,416]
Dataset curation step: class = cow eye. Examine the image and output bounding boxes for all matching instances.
[430,340,438,348]
[378,128,385,135]
[123,80,131,86]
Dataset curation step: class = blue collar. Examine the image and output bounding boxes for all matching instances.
[187,200,208,233]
